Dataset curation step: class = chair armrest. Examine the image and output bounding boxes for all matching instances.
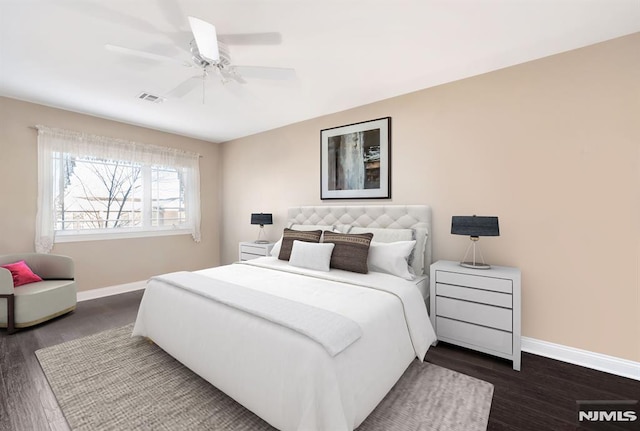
[0,267,14,295]
[29,254,75,280]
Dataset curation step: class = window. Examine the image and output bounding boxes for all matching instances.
[36,126,201,252]
[54,156,186,231]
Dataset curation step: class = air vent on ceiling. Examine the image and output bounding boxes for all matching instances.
[137,92,165,104]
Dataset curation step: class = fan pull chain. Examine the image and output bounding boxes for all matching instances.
[202,69,207,104]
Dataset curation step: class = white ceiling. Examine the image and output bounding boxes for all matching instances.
[1,0,638,143]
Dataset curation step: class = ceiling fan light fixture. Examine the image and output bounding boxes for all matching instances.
[189,40,212,68]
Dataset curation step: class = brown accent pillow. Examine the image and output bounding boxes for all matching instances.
[278,228,322,261]
[322,231,374,274]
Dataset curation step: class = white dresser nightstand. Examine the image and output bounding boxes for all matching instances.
[239,242,275,261]
[430,260,522,371]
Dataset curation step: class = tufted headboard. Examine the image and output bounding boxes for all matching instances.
[287,205,432,276]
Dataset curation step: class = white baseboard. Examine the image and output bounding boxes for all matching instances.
[522,336,640,381]
[77,280,146,302]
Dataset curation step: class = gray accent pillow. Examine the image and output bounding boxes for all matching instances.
[278,228,322,261]
[322,231,374,274]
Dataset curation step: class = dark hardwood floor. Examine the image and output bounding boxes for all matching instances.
[1,291,638,431]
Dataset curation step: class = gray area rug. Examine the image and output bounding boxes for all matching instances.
[36,324,493,431]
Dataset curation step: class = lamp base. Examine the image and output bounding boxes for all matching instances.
[460,261,491,270]
[255,225,269,244]
[459,237,491,269]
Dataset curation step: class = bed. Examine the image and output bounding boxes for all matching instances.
[132,205,437,431]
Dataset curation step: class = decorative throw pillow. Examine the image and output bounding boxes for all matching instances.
[368,240,416,280]
[278,228,322,261]
[0,260,43,287]
[322,231,374,274]
[289,224,336,242]
[288,240,335,272]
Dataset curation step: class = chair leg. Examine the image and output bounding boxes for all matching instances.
[1,294,15,334]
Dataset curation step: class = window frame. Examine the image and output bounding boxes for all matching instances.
[35,126,201,252]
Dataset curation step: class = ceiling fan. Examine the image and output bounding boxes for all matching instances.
[105,16,296,101]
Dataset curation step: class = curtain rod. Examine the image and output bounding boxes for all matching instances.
[29,126,204,157]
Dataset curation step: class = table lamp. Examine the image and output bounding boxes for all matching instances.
[251,213,273,244]
[451,215,499,269]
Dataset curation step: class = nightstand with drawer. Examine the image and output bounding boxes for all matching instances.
[239,242,275,261]
[430,260,521,370]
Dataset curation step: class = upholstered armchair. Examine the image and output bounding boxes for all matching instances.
[0,253,77,334]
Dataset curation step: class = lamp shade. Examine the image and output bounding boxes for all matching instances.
[451,216,499,237]
[251,213,273,226]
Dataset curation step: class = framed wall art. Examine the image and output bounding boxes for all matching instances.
[320,117,391,200]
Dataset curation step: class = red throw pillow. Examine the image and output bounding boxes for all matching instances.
[1,260,43,287]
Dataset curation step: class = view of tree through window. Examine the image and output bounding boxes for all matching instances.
[54,154,185,232]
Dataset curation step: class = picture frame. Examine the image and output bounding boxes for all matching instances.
[320,117,391,200]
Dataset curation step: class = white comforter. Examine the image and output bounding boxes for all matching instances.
[132,257,437,431]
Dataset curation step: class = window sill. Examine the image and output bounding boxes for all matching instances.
[54,228,193,243]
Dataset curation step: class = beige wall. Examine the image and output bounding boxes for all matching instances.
[0,97,221,291]
[220,34,640,362]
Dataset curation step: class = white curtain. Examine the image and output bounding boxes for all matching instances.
[35,125,201,253]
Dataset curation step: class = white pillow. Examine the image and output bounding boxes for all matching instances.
[349,226,414,242]
[411,228,428,276]
[334,224,352,234]
[348,226,426,276]
[288,240,335,272]
[367,240,416,280]
[270,237,283,257]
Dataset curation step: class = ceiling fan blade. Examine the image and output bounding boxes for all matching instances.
[156,0,186,32]
[217,32,282,45]
[219,69,247,84]
[233,66,296,81]
[154,0,195,47]
[188,16,220,62]
[67,3,162,37]
[105,44,191,67]
[166,76,203,98]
